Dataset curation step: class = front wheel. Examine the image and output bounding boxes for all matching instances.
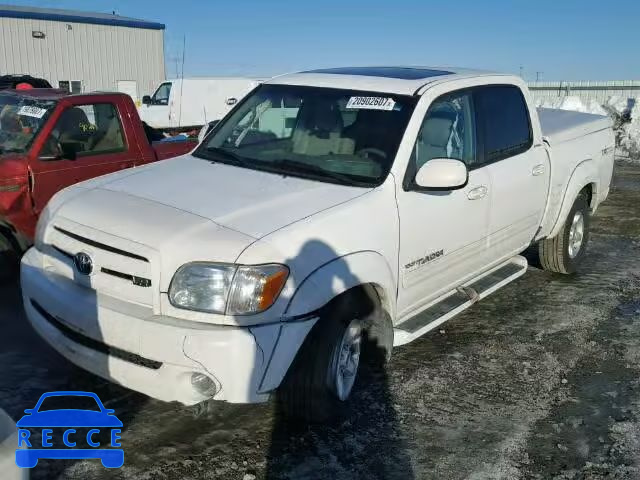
[0,231,20,284]
[277,292,390,423]
[277,313,363,423]
[538,192,590,274]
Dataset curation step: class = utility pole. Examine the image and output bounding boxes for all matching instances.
[519,65,523,78]
[168,55,181,78]
[536,71,543,82]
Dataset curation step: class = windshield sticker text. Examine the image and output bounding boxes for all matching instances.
[346,96,396,111]
[17,106,48,119]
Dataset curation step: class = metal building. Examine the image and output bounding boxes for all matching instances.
[0,4,165,101]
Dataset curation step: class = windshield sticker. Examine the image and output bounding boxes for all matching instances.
[17,105,48,119]
[346,96,396,111]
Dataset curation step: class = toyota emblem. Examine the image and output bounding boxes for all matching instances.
[73,252,93,276]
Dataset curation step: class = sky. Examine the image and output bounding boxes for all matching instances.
[6,0,640,81]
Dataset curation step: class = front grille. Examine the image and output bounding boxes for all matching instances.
[54,226,149,262]
[48,223,155,306]
[52,245,152,288]
[31,299,162,370]
[101,267,152,288]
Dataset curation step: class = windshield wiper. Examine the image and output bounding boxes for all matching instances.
[267,159,371,187]
[203,146,248,165]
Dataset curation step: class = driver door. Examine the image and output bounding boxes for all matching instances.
[139,82,172,129]
[30,100,134,214]
[395,88,492,320]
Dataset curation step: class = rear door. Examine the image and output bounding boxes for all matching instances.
[475,85,549,261]
[30,98,135,213]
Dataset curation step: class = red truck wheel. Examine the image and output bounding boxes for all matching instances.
[0,231,20,283]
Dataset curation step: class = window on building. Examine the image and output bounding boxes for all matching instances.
[58,80,82,94]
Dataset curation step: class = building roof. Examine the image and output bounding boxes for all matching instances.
[0,4,164,30]
[266,66,507,95]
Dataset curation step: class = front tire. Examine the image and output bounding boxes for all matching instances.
[538,192,590,274]
[0,230,20,284]
[277,290,390,423]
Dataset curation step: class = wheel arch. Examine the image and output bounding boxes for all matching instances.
[548,161,599,239]
[284,250,397,320]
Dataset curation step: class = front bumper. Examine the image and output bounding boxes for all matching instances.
[21,247,316,405]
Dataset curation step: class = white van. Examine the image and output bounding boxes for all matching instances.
[139,77,263,131]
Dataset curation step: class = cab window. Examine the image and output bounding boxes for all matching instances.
[40,103,126,159]
[475,85,532,163]
[410,90,477,172]
[151,83,172,106]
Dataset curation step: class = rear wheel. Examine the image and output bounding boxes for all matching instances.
[538,192,590,274]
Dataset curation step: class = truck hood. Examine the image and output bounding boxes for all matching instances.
[88,154,370,239]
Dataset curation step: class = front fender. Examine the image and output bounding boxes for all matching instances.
[548,159,599,239]
[284,250,397,318]
[258,251,397,394]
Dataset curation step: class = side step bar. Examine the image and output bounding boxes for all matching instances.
[393,256,528,346]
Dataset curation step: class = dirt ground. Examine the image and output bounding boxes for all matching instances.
[1,160,639,480]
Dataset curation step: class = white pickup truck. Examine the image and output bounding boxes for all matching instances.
[21,67,615,422]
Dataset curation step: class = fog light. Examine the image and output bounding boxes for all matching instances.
[191,373,217,397]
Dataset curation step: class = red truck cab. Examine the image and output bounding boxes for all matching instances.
[0,89,196,278]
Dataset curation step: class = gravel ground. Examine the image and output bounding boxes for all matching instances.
[1,161,639,480]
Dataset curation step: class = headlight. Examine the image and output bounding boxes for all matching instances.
[168,263,289,315]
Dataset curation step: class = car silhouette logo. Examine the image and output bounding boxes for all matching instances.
[73,252,93,275]
[15,391,124,469]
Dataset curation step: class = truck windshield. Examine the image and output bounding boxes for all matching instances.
[0,94,57,154]
[194,84,417,187]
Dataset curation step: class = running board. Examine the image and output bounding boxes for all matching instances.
[393,256,528,346]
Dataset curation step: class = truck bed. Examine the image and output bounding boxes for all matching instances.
[537,108,612,145]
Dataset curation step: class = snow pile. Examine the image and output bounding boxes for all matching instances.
[604,96,640,158]
[536,95,607,116]
[536,95,640,159]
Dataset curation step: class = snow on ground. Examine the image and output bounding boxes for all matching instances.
[535,95,640,159]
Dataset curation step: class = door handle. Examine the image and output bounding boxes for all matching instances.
[467,185,488,200]
[532,164,546,176]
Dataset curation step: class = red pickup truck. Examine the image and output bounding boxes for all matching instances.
[0,89,196,279]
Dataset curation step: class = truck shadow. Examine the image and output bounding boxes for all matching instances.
[264,240,414,480]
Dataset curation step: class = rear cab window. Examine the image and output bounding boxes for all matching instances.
[475,85,532,164]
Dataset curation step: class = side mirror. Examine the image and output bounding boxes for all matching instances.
[414,158,468,191]
[142,95,152,105]
[23,409,34,414]
[59,141,81,160]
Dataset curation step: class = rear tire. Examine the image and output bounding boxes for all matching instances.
[538,192,590,274]
[277,290,390,423]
